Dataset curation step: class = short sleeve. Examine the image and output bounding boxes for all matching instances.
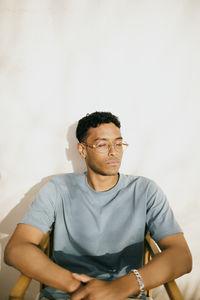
[19,180,58,234]
[146,180,182,242]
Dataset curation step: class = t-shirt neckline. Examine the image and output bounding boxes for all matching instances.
[84,171,122,195]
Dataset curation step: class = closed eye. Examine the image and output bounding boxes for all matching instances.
[96,143,107,148]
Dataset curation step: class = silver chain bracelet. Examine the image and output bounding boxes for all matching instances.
[130,269,145,298]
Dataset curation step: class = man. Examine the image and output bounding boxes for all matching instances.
[5,111,192,300]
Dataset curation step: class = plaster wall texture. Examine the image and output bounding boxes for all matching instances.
[0,1,200,299]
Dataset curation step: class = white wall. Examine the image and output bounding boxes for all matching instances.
[0,1,200,299]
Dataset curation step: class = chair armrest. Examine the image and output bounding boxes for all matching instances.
[145,233,185,300]
[9,275,32,300]
[9,232,50,300]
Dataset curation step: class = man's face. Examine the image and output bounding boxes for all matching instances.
[79,123,123,176]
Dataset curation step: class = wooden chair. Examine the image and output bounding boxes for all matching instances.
[144,232,184,300]
[9,232,184,300]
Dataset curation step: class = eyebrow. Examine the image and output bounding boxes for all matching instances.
[94,137,123,141]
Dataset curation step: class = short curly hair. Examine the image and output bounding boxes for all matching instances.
[76,111,121,142]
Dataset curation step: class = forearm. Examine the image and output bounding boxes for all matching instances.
[138,245,192,291]
[116,243,192,297]
[4,242,80,293]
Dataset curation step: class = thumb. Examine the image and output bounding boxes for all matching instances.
[72,273,93,283]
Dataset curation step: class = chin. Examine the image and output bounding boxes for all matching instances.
[89,164,120,176]
[101,169,120,176]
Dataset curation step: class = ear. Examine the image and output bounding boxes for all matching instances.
[77,143,87,159]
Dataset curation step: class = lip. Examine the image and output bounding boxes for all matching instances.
[106,160,120,165]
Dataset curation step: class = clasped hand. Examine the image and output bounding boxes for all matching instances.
[70,273,128,300]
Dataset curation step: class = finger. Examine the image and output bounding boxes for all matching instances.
[72,273,93,283]
[70,283,88,300]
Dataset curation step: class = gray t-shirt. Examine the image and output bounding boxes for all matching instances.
[20,172,182,299]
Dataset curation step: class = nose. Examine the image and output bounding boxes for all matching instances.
[108,143,117,155]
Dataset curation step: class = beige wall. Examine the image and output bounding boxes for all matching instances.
[0,1,200,299]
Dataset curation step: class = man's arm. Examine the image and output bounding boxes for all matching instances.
[4,224,81,294]
[138,233,192,291]
[70,233,192,300]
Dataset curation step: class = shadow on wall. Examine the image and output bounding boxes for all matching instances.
[65,122,86,174]
[0,175,54,300]
[0,122,86,300]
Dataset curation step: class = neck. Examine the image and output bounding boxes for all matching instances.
[86,171,119,192]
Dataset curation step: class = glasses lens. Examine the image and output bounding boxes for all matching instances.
[114,142,123,152]
[95,142,108,153]
[94,141,128,153]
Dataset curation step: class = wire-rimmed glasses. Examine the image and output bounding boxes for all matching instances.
[82,141,129,154]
